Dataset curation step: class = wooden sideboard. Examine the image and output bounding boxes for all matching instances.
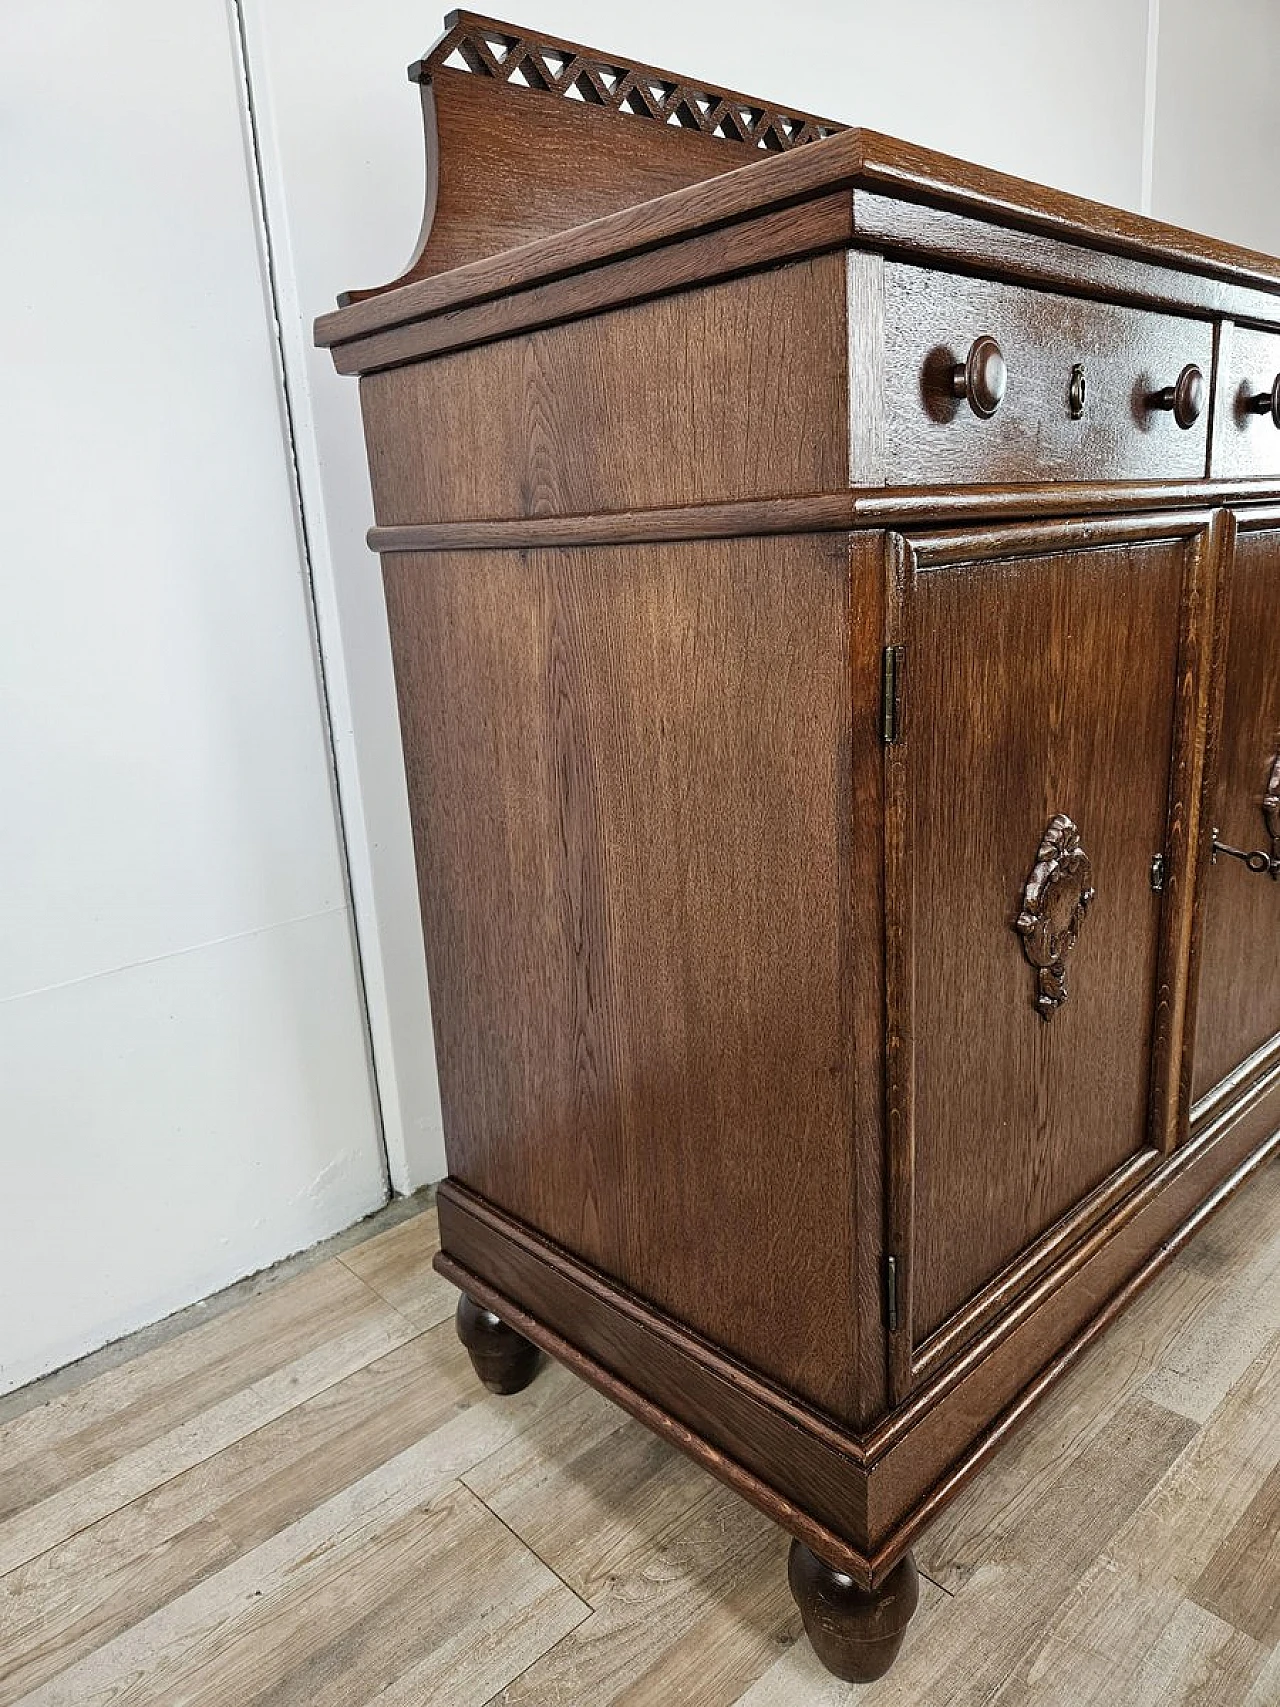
[318,12,1280,1680]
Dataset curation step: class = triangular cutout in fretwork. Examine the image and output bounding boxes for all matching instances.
[419,14,846,157]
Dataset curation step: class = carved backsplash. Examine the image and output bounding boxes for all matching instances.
[414,11,845,154]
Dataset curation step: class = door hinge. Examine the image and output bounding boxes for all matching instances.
[884,1254,900,1334]
[881,646,905,745]
[1150,852,1165,893]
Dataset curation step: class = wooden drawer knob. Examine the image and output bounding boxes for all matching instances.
[1245,374,1280,428]
[950,335,1008,418]
[1147,362,1205,429]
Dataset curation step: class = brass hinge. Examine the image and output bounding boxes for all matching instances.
[1150,852,1165,893]
[884,1254,900,1334]
[881,646,905,745]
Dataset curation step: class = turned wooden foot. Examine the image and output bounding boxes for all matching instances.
[455,1293,542,1394]
[787,1542,919,1682]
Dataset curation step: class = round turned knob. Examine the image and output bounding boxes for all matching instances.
[950,335,1008,419]
[1147,363,1205,430]
[1245,373,1280,429]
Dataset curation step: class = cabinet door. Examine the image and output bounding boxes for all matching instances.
[1192,519,1280,1108]
[884,515,1220,1399]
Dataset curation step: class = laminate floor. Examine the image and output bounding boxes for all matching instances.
[2,1162,1278,1705]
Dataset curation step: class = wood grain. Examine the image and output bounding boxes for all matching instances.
[1192,521,1280,1102]
[316,128,1280,360]
[1212,323,1280,478]
[319,30,1280,1680]
[360,252,847,521]
[334,189,853,375]
[882,263,1213,484]
[385,534,859,1415]
[366,477,1280,554]
[894,522,1190,1346]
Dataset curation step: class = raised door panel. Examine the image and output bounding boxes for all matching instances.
[885,516,1218,1397]
[1192,521,1280,1105]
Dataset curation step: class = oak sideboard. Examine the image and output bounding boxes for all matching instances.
[317,12,1280,1680]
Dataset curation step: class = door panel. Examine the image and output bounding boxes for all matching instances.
[1193,523,1280,1104]
[886,517,1216,1394]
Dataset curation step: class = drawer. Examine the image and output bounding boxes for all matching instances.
[881,264,1213,485]
[1211,322,1280,478]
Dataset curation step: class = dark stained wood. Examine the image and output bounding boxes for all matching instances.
[887,517,1204,1365]
[317,129,1280,361]
[333,192,853,376]
[322,19,1280,1679]
[339,12,842,304]
[366,477,1280,553]
[1192,519,1280,1103]
[882,264,1214,484]
[787,1543,919,1682]
[1212,324,1280,478]
[430,1068,1280,1582]
[360,253,848,521]
[1149,508,1234,1152]
[454,1292,542,1392]
[851,189,1280,330]
[864,1077,1280,1552]
[383,535,859,1418]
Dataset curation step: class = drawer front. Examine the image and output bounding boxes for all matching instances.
[1211,323,1280,478]
[882,264,1213,485]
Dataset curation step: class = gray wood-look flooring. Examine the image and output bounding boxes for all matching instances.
[2,1162,1278,1704]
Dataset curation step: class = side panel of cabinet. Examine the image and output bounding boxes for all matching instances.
[884,514,1222,1398]
[381,533,865,1420]
[1192,517,1280,1106]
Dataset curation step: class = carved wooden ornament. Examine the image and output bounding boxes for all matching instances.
[1264,749,1280,856]
[1015,814,1096,1021]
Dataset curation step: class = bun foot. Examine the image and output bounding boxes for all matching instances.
[455,1293,542,1394]
[787,1542,919,1682]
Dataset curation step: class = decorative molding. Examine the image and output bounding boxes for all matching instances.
[1015,814,1096,1020]
[415,11,844,154]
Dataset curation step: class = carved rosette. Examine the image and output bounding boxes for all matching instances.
[1015,814,1095,1021]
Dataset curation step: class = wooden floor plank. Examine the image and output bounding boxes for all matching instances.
[463,1383,713,1600]
[27,1482,585,1707]
[7,1369,582,1707]
[0,1328,583,1705]
[994,1577,1267,1706]
[486,1485,785,1707]
[338,1208,457,1330]
[0,1271,415,1580]
[1,1166,1276,1706]
[1191,1460,1280,1646]
[1140,1164,1280,1423]
[829,1396,1199,1707]
[0,1259,390,1484]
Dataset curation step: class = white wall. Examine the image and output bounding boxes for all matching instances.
[242,0,1280,1194]
[0,0,388,1394]
[1149,0,1280,257]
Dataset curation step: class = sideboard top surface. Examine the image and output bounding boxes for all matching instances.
[315,10,1280,363]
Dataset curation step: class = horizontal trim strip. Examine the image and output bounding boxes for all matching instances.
[437,1101,1280,1584]
[331,194,852,376]
[317,129,1280,355]
[368,480,1280,553]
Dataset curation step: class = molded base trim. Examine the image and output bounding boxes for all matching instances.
[435,1077,1280,1588]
